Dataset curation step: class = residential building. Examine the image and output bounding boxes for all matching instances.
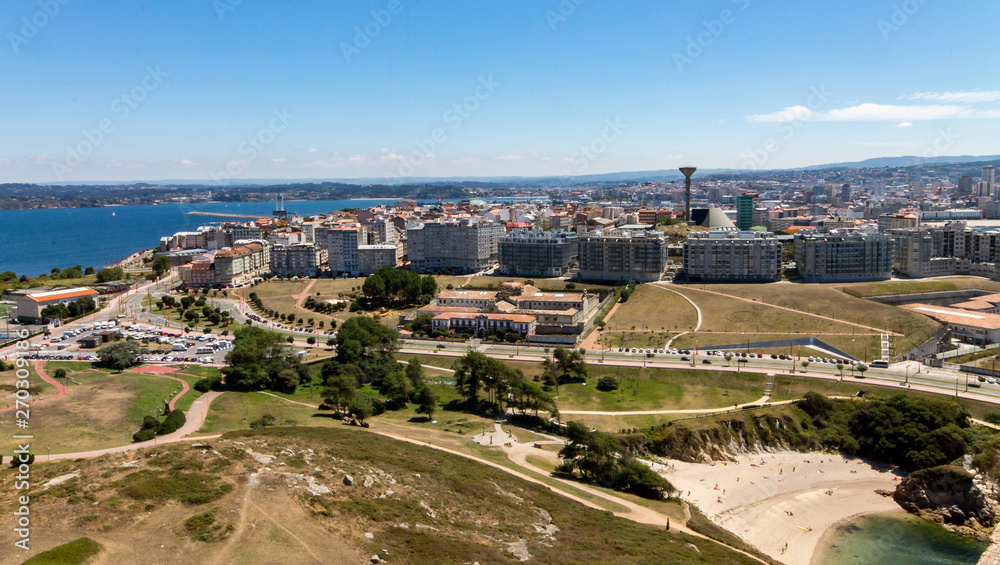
[358,242,403,275]
[498,229,578,277]
[406,219,504,273]
[214,242,267,286]
[270,243,325,277]
[577,230,668,282]
[327,226,368,276]
[683,231,783,283]
[793,231,893,283]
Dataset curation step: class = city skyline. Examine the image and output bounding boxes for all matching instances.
[3,0,999,183]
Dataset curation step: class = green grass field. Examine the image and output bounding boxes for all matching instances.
[605,284,698,332]
[24,371,182,454]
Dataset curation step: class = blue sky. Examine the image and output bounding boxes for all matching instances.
[2,0,998,183]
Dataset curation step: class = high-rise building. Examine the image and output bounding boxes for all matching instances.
[683,231,782,283]
[793,231,893,283]
[840,184,851,202]
[406,218,505,273]
[327,226,368,276]
[578,230,668,282]
[498,229,578,277]
[736,193,757,230]
[984,165,997,200]
[957,175,973,196]
[270,243,325,277]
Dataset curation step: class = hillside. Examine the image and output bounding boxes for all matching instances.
[1,427,759,565]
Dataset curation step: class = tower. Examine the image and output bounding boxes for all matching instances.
[679,167,697,224]
[984,166,996,199]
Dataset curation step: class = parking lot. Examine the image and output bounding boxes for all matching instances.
[33,321,233,365]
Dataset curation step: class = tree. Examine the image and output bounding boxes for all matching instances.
[857,363,868,378]
[801,360,810,371]
[405,358,425,389]
[596,376,619,391]
[222,325,309,392]
[333,316,398,365]
[348,395,374,424]
[306,336,316,345]
[84,266,94,275]
[96,266,126,283]
[553,347,588,384]
[53,368,67,380]
[379,370,412,408]
[95,341,140,371]
[415,385,438,421]
[322,372,358,413]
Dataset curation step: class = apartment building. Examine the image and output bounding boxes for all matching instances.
[793,231,892,283]
[270,243,325,277]
[683,231,783,283]
[577,230,668,282]
[406,219,504,273]
[327,226,368,276]
[498,229,578,277]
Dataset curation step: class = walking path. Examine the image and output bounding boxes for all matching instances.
[44,390,224,462]
[651,284,702,349]
[579,300,624,351]
[559,395,781,416]
[293,279,318,310]
[1,360,66,413]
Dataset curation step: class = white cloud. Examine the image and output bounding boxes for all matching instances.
[270,157,288,163]
[823,103,967,121]
[894,122,913,128]
[746,102,1000,123]
[745,105,815,123]
[306,147,318,153]
[901,91,1000,103]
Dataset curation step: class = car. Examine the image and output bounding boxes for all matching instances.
[978,376,987,382]
[770,354,778,359]
[680,356,690,361]
[702,359,712,364]
[989,378,997,385]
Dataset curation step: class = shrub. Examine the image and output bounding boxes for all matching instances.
[249,414,276,428]
[596,376,619,391]
[132,429,155,443]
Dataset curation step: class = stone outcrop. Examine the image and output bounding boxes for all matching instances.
[894,465,997,538]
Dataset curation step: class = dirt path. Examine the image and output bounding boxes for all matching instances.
[1,360,66,413]
[560,395,785,416]
[364,424,767,564]
[293,279,318,310]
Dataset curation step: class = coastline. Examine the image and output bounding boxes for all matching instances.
[809,509,911,565]
[664,451,902,564]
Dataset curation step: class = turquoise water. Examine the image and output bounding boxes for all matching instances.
[0,199,393,277]
[821,512,987,565]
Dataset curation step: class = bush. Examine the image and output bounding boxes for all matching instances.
[9,451,34,467]
[155,410,187,435]
[194,375,222,393]
[984,411,1000,425]
[596,376,619,391]
[133,429,155,443]
[249,414,276,428]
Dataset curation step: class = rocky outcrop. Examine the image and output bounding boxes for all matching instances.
[894,465,997,538]
[647,413,818,463]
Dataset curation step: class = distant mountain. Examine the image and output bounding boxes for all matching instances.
[35,155,1000,188]
[797,155,1000,171]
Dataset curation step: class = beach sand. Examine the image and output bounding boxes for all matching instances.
[663,451,903,565]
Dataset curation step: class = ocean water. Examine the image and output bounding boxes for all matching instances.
[0,199,393,277]
[821,512,987,565]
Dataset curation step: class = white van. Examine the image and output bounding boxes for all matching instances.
[196,346,214,355]
[172,343,187,351]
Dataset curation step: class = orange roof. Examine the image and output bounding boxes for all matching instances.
[28,287,99,302]
[901,303,1000,330]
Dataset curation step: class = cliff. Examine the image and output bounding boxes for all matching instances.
[894,465,998,538]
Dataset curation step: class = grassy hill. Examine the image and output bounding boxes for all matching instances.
[1,426,759,565]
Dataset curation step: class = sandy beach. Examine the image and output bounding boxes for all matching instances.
[663,451,904,565]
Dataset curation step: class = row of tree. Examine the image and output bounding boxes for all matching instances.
[453,351,556,417]
[40,296,97,320]
[222,325,312,393]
